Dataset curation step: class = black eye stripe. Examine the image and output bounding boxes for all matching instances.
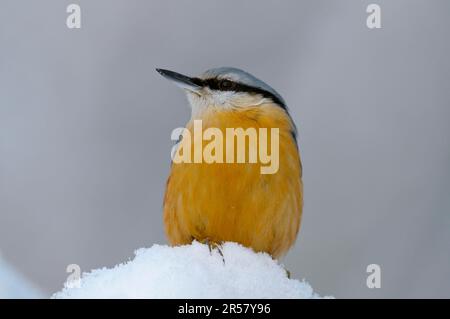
[191,76,296,145]
[192,78,286,110]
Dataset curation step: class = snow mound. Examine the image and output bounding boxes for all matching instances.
[53,241,325,299]
[0,253,43,299]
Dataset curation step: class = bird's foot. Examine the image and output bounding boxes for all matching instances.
[202,238,225,264]
[280,265,291,278]
[285,269,291,279]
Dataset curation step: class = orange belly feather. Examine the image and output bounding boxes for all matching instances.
[163,103,302,258]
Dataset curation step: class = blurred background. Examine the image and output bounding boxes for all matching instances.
[1,0,449,298]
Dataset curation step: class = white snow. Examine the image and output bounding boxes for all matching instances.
[0,253,43,299]
[53,241,327,299]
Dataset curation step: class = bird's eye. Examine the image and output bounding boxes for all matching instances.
[219,80,234,90]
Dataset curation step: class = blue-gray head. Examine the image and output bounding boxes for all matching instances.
[156,67,287,116]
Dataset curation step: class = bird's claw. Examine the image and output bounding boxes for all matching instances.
[282,266,291,278]
[203,238,225,264]
[285,269,291,279]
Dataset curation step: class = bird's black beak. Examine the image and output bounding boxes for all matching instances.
[156,68,202,93]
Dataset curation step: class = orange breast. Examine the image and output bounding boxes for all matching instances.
[163,103,303,258]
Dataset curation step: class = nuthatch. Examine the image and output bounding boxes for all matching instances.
[157,67,302,258]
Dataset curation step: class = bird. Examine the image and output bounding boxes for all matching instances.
[157,67,302,259]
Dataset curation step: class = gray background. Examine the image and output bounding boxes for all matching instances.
[1,0,449,298]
